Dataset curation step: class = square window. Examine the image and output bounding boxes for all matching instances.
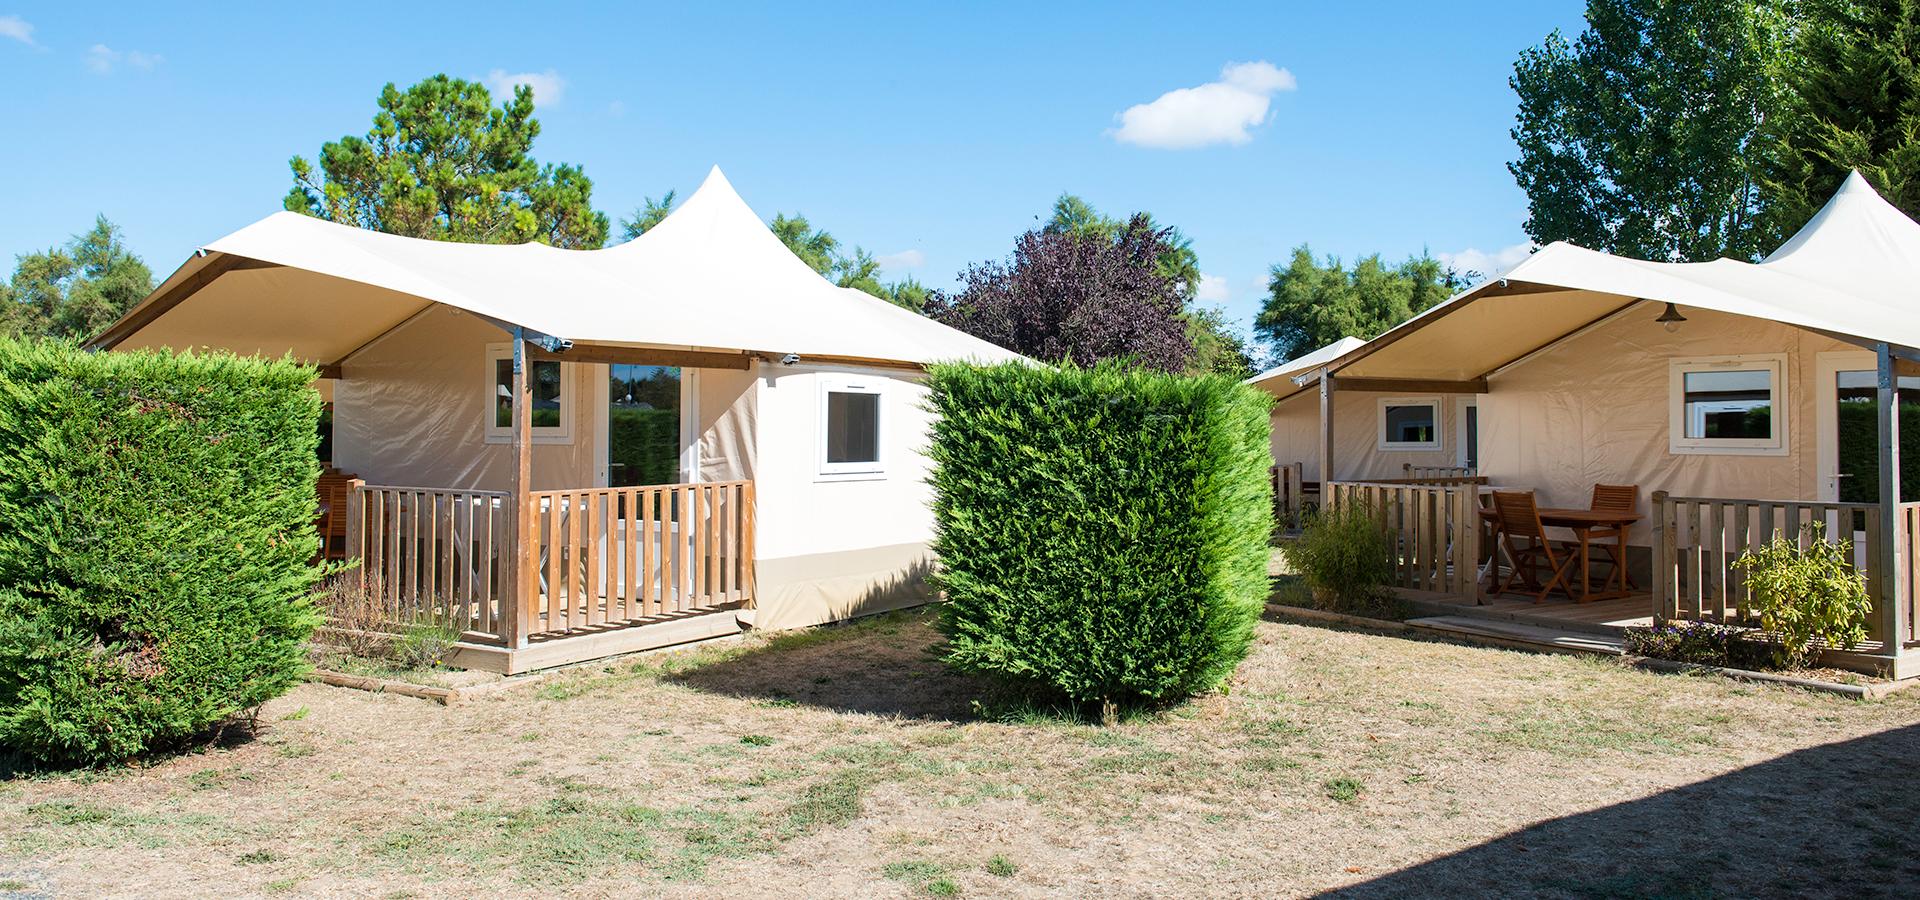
[819,376,884,478]
[1377,397,1442,451]
[1669,355,1785,455]
[485,343,572,444]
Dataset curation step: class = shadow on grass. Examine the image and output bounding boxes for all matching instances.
[667,609,999,722]
[1324,722,1920,898]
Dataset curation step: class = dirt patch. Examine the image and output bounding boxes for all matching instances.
[5,607,1920,897]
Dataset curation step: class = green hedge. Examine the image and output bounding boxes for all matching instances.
[0,338,324,765]
[926,362,1273,715]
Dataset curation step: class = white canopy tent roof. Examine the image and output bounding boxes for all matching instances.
[94,167,1025,369]
[1244,336,1367,400]
[1306,171,1920,384]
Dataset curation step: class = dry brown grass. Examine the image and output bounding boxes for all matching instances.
[4,607,1920,898]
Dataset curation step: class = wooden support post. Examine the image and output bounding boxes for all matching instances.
[1875,343,1907,656]
[344,478,366,587]
[1318,366,1335,489]
[1651,490,1671,622]
[501,329,535,650]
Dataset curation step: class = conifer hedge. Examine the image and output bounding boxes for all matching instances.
[0,338,324,765]
[926,362,1273,716]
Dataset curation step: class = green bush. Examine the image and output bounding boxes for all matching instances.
[1729,521,1872,667]
[391,622,460,671]
[0,337,324,765]
[926,362,1273,720]
[1282,505,1398,615]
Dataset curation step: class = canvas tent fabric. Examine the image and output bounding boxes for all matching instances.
[95,166,1025,370]
[1244,335,1367,400]
[1316,171,1920,383]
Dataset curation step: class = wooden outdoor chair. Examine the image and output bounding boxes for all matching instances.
[1491,491,1578,603]
[1587,483,1639,590]
[315,469,358,562]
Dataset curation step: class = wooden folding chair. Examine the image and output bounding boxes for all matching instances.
[315,469,358,562]
[1491,491,1578,603]
[1587,483,1639,591]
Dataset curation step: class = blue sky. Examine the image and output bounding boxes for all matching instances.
[0,1,1585,357]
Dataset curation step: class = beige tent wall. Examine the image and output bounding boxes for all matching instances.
[696,366,758,482]
[745,363,937,631]
[333,305,597,491]
[1268,388,1469,479]
[1480,307,1855,545]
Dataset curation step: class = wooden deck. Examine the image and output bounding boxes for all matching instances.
[1406,590,1656,637]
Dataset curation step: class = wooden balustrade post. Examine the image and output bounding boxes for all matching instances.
[1650,490,1673,621]
[344,479,366,587]
[501,329,534,651]
[1317,368,1335,489]
[1875,343,1907,657]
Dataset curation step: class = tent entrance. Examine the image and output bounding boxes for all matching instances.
[1818,351,1920,504]
[607,364,687,486]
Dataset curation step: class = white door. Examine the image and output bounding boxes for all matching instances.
[1814,351,1877,502]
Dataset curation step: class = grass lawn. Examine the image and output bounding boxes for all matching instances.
[5,607,1920,898]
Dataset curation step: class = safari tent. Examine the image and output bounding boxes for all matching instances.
[91,167,1024,673]
[1253,172,1920,676]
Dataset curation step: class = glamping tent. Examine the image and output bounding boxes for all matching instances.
[93,167,1025,672]
[1253,172,1920,674]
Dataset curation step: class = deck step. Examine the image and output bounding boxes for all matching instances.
[1407,615,1626,656]
[1403,595,1639,638]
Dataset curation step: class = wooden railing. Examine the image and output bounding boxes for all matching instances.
[1404,463,1476,482]
[346,479,757,643]
[526,480,755,634]
[345,484,513,640]
[1272,462,1310,531]
[1901,503,1920,647]
[1650,492,1892,640]
[1326,481,1482,597]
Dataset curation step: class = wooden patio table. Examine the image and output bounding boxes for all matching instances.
[1477,505,1642,602]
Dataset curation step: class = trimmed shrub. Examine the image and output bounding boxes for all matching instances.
[926,361,1273,719]
[1282,505,1398,616]
[0,338,324,765]
[1730,521,1872,667]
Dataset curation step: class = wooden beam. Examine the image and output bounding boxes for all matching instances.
[758,352,929,373]
[1318,367,1335,488]
[87,253,256,350]
[528,344,753,370]
[1326,375,1488,394]
[1876,342,1907,656]
[502,330,533,651]
[316,364,342,380]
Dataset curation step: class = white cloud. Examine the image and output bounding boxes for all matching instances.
[875,249,925,274]
[1108,61,1297,149]
[607,99,626,117]
[1196,273,1230,302]
[85,44,161,74]
[1437,242,1534,279]
[486,68,565,106]
[0,15,35,46]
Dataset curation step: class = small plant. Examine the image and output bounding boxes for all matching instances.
[313,574,394,658]
[739,734,775,747]
[1622,621,1773,670]
[985,855,1017,877]
[1730,521,1872,667]
[1323,776,1363,803]
[1283,504,1397,615]
[391,622,460,671]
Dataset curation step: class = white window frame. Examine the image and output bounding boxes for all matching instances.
[483,342,574,445]
[1668,353,1787,456]
[1377,396,1443,452]
[817,373,886,481]
[1456,396,1478,469]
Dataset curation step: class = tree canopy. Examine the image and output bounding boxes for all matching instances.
[1753,0,1920,240]
[1254,246,1460,363]
[927,216,1194,372]
[1509,0,1785,261]
[619,190,677,242]
[285,75,610,249]
[2,216,153,341]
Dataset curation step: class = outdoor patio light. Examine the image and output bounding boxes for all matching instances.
[1655,301,1687,333]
